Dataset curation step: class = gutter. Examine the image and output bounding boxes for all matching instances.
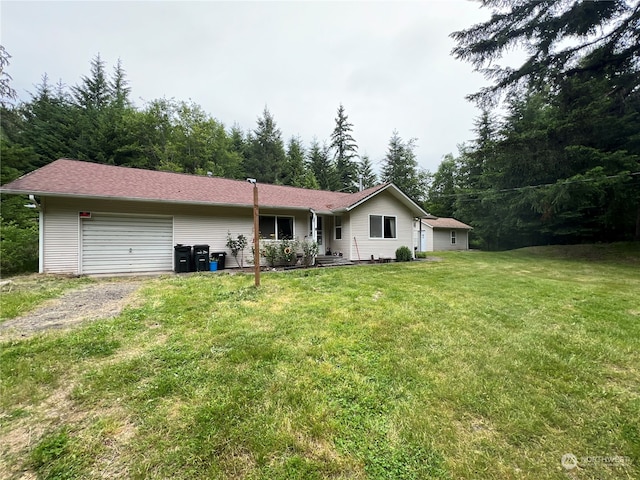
[0,190,317,212]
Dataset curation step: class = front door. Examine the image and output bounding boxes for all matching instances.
[316,216,323,248]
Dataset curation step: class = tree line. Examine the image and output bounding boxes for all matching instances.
[1,53,426,196]
[426,0,640,249]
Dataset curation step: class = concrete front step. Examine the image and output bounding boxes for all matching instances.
[315,255,355,267]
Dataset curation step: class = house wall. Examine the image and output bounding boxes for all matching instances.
[319,215,349,257]
[41,197,80,274]
[349,191,414,260]
[432,228,469,251]
[326,214,350,257]
[41,196,312,274]
[426,227,435,252]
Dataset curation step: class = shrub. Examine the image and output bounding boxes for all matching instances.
[415,251,428,259]
[226,232,248,268]
[262,242,279,267]
[0,221,38,276]
[301,239,319,267]
[395,246,412,262]
[279,238,298,265]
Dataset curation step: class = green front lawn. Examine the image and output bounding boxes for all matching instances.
[1,245,639,479]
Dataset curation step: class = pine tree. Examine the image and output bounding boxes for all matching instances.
[0,46,17,107]
[425,153,458,218]
[308,138,338,191]
[243,107,286,184]
[451,0,640,104]
[22,74,78,167]
[110,58,131,108]
[357,154,377,189]
[381,131,427,203]
[72,54,111,110]
[282,136,307,187]
[330,104,358,192]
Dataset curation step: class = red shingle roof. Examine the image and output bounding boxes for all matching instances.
[1,159,424,215]
[423,217,472,229]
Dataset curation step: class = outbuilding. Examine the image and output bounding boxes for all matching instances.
[414,217,473,252]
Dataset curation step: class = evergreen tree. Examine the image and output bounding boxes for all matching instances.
[0,45,17,107]
[425,153,458,218]
[243,107,286,184]
[110,58,131,108]
[72,54,111,110]
[282,136,307,187]
[330,104,359,192]
[357,154,377,189]
[229,124,247,162]
[451,0,640,104]
[71,54,119,163]
[308,138,338,191]
[21,74,78,167]
[381,131,427,203]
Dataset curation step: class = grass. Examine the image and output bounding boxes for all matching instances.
[0,274,95,322]
[1,244,639,479]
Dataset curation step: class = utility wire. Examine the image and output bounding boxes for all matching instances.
[430,171,640,199]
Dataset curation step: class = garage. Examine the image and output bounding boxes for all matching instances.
[81,213,173,274]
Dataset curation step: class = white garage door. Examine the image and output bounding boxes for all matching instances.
[82,214,173,274]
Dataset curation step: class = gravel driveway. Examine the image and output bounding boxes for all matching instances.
[0,281,142,340]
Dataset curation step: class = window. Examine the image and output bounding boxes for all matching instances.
[451,230,456,245]
[259,215,294,240]
[369,215,396,239]
[335,216,342,240]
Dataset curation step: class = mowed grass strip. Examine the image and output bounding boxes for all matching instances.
[1,245,639,479]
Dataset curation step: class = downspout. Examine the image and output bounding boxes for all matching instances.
[310,209,318,243]
[310,209,318,266]
[27,195,44,273]
[39,208,44,273]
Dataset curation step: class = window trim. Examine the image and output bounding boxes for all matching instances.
[334,216,342,240]
[368,214,397,239]
[451,230,456,245]
[259,215,295,240]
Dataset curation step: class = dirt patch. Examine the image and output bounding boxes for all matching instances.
[0,282,142,340]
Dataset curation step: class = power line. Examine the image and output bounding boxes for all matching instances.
[430,171,640,199]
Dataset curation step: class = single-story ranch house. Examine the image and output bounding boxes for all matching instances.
[414,217,472,251]
[1,159,430,275]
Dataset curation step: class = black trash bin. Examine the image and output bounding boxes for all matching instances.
[174,245,192,273]
[211,252,227,270]
[193,244,210,271]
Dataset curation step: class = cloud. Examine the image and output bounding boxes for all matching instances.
[1,0,492,173]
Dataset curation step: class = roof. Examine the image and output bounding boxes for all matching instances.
[422,217,472,230]
[1,159,429,217]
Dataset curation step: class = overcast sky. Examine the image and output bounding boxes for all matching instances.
[1,0,493,174]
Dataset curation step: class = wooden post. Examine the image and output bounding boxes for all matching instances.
[253,183,260,287]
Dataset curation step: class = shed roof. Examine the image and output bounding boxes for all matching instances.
[1,159,429,216]
[422,217,472,229]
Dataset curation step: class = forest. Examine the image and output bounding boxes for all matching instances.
[1,0,639,274]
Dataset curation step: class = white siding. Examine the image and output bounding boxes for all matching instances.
[326,214,350,257]
[42,197,314,273]
[432,228,469,251]
[42,198,79,274]
[426,227,435,252]
[349,191,414,261]
[173,207,253,260]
